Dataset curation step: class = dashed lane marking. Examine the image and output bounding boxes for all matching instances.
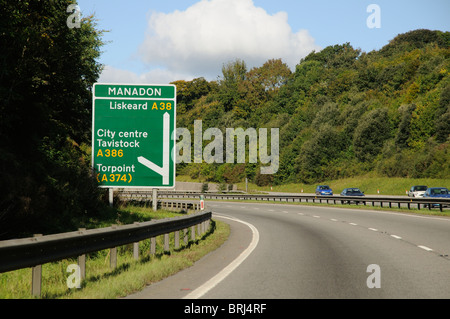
[418,245,433,252]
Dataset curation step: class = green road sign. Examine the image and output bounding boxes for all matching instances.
[92,83,176,188]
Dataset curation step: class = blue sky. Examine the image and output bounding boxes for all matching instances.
[76,0,450,84]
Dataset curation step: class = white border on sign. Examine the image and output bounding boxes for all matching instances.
[91,83,177,189]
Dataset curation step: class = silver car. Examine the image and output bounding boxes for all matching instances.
[408,185,427,197]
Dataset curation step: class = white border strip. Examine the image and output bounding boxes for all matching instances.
[183,213,260,299]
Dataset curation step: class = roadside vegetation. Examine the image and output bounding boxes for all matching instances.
[176,29,449,188]
[0,205,230,299]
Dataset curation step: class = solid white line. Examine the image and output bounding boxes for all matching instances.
[183,214,259,299]
[391,235,402,239]
[418,245,433,252]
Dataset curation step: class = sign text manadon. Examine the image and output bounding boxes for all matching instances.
[92,83,176,188]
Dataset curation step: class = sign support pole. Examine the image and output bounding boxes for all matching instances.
[109,188,114,207]
[152,188,157,211]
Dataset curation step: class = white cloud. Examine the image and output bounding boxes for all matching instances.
[139,0,320,80]
[98,65,195,84]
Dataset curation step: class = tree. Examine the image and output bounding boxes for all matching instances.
[247,59,292,93]
[0,0,105,239]
[395,104,416,148]
[435,85,450,143]
[172,77,213,113]
[353,108,391,162]
[302,43,360,69]
[298,124,344,183]
[379,29,450,57]
[218,59,247,111]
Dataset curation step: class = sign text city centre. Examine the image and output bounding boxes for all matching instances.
[92,83,176,188]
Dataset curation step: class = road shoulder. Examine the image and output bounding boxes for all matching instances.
[124,214,253,299]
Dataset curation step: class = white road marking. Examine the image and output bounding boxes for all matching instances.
[418,245,433,252]
[391,235,402,239]
[368,228,378,231]
[183,214,259,299]
[330,219,338,222]
[313,215,320,218]
[349,223,358,226]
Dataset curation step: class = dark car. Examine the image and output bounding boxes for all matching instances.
[340,187,365,204]
[423,187,450,208]
[340,188,365,196]
[315,185,333,196]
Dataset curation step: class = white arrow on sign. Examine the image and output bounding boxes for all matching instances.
[137,112,170,185]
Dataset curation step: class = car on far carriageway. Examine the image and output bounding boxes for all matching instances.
[423,187,450,208]
[408,185,427,197]
[340,188,365,197]
[315,185,333,196]
[340,188,365,204]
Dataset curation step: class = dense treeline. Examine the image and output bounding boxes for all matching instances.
[174,29,450,186]
[0,1,105,239]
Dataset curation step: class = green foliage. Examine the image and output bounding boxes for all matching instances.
[0,1,105,239]
[297,124,343,182]
[435,84,450,142]
[174,29,450,186]
[218,59,247,112]
[394,104,416,148]
[172,78,214,114]
[379,29,450,57]
[353,108,391,162]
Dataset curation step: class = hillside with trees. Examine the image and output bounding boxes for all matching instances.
[174,29,450,186]
[0,1,105,239]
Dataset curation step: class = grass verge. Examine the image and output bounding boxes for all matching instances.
[176,174,449,196]
[0,206,230,299]
[235,176,449,196]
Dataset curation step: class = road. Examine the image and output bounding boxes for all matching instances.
[127,201,450,299]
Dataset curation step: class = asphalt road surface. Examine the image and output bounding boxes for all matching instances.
[127,201,450,299]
